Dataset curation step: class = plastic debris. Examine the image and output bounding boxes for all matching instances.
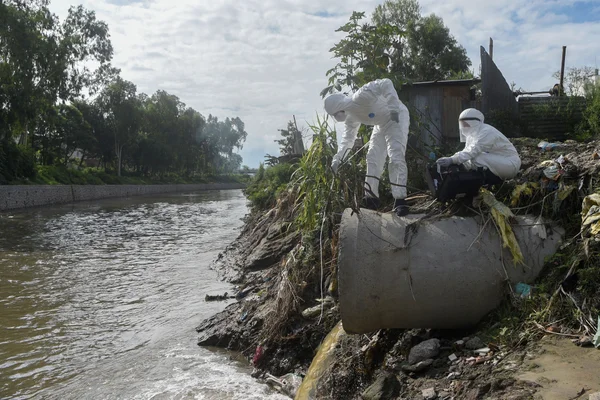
[265,373,303,398]
[448,353,458,362]
[510,183,538,207]
[515,282,532,298]
[557,185,575,201]
[537,160,556,168]
[582,194,600,235]
[252,345,264,365]
[480,188,525,265]
[474,347,491,355]
[302,297,335,318]
[538,141,561,151]
[543,165,561,180]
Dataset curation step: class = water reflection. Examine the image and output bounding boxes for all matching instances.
[0,190,286,400]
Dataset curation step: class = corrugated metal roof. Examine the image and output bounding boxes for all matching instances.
[401,79,481,88]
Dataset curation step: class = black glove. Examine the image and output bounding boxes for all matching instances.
[390,111,399,123]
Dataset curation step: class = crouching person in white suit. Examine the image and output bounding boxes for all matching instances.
[436,108,521,184]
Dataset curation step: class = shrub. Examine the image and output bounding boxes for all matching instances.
[245,163,297,210]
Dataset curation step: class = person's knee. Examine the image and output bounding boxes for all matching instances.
[388,160,407,171]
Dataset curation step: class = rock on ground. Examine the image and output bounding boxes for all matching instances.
[408,339,440,365]
[465,337,486,350]
[361,372,401,400]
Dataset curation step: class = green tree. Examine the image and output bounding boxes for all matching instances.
[199,115,248,173]
[139,90,184,174]
[553,66,597,96]
[372,0,471,82]
[97,77,141,176]
[0,0,57,143]
[0,1,115,146]
[177,107,206,175]
[0,1,249,181]
[372,0,421,27]
[276,120,304,156]
[322,11,403,96]
[54,104,95,165]
[73,99,113,168]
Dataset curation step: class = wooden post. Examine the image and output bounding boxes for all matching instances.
[489,38,494,60]
[559,46,567,96]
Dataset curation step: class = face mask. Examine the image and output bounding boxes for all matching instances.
[458,119,481,142]
[334,111,346,122]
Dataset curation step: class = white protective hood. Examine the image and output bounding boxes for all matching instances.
[324,93,352,116]
[459,108,484,143]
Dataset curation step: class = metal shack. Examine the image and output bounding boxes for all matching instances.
[398,79,480,148]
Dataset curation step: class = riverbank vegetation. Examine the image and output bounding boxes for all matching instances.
[1,0,248,185]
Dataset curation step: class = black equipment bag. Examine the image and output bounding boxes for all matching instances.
[425,164,486,203]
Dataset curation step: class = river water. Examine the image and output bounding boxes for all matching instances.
[0,190,287,400]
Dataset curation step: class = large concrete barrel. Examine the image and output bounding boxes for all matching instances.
[338,209,564,333]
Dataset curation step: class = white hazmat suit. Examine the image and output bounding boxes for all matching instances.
[438,108,521,180]
[324,79,410,200]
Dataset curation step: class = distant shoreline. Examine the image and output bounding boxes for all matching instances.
[0,183,246,212]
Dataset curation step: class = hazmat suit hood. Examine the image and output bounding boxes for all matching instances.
[324,93,352,116]
[458,108,484,143]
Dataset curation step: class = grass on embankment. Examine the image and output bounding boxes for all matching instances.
[6,165,251,186]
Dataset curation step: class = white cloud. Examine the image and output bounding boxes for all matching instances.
[49,0,600,166]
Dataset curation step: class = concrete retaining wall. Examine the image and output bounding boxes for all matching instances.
[0,183,246,212]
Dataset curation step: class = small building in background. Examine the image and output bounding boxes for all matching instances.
[398,79,480,148]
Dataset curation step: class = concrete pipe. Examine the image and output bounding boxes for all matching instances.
[337,209,564,333]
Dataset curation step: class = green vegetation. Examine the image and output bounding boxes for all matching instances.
[9,164,248,186]
[579,81,600,138]
[322,0,471,96]
[1,0,247,185]
[244,163,297,210]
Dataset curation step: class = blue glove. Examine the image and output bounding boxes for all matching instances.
[390,111,399,123]
[436,157,453,168]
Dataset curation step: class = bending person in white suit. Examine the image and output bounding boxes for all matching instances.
[324,78,410,216]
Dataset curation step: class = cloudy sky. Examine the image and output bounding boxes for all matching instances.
[49,0,600,167]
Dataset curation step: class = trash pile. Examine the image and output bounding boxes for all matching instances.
[514,138,600,200]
